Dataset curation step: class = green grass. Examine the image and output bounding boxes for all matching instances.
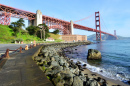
[16,33,40,41]
[49,33,61,40]
[0,24,15,43]
[0,24,64,43]
[46,33,64,43]
[0,24,40,43]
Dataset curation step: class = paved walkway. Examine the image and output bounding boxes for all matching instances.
[0,45,53,86]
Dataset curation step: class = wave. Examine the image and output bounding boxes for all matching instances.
[70,58,130,85]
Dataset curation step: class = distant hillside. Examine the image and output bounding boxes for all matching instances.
[116,35,130,40]
[87,34,130,40]
[87,34,96,41]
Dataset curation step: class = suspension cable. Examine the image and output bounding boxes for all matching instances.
[74,13,94,23]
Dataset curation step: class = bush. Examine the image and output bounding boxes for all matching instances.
[26,39,33,41]
[53,29,59,34]
[11,39,16,43]
[16,38,23,42]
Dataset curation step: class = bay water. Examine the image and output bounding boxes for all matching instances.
[64,40,130,84]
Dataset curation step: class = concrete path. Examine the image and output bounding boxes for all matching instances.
[0,45,53,86]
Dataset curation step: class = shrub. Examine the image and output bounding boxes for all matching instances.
[26,39,33,41]
[16,38,23,42]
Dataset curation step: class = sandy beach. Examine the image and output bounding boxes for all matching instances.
[82,68,129,86]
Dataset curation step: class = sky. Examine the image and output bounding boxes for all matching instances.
[0,0,130,37]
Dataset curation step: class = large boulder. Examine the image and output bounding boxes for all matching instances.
[34,56,42,62]
[73,76,83,86]
[87,49,102,60]
[86,79,100,86]
[48,61,59,67]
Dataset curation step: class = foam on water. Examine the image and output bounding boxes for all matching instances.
[70,58,130,84]
[64,40,130,85]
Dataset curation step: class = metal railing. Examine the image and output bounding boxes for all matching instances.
[0,43,40,59]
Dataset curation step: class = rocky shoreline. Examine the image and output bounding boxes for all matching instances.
[33,42,128,86]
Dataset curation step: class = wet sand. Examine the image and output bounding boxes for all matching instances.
[82,68,129,86]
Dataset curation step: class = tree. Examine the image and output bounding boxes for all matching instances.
[53,29,59,34]
[9,18,25,36]
[45,27,50,39]
[17,18,25,28]
[9,22,19,36]
[38,23,50,40]
[26,25,39,36]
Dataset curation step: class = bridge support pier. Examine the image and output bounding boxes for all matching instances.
[34,10,42,26]
[28,20,35,26]
[70,20,73,35]
[28,10,42,26]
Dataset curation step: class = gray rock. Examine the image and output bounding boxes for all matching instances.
[34,56,42,62]
[73,76,83,86]
[86,79,100,86]
[61,68,74,78]
[41,57,47,62]
[52,74,62,85]
[54,55,60,62]
[44,52,48,57]
[77,65,83,70]
[48,61,59,67]
[63,62,69,68]
[60,73,73,86]
[56,80,65,86]
[69,61,77,69]
[52,66,63,72]
[48,53,54,57]
[50,57,55,61]
[58,57,65,66]
[79,76,86,81]
[69,67,79,74]
[87,49,102,60]
[79,71,84,76]
[76,61,81,65]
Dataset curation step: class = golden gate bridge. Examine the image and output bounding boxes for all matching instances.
[0,4,117,41]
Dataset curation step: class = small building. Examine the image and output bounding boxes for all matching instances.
[46,37,55,41]
[61,35,87,42]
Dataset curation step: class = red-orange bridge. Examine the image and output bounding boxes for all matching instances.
[0,4,117,40]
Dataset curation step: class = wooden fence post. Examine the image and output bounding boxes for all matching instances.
[29,44,32,49]
[25,45,28,50]
[5,49,10,58]
[20,46,22,53]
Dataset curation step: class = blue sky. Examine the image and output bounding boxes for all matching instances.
[0,0,130,37]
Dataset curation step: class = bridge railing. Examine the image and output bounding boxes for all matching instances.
[0,43,40,59]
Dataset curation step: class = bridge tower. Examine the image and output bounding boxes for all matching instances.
[114,30,116,36]
[114,30,118,40]
[95,11,101,41]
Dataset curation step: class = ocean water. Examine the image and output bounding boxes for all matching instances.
[64,40,130,84]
